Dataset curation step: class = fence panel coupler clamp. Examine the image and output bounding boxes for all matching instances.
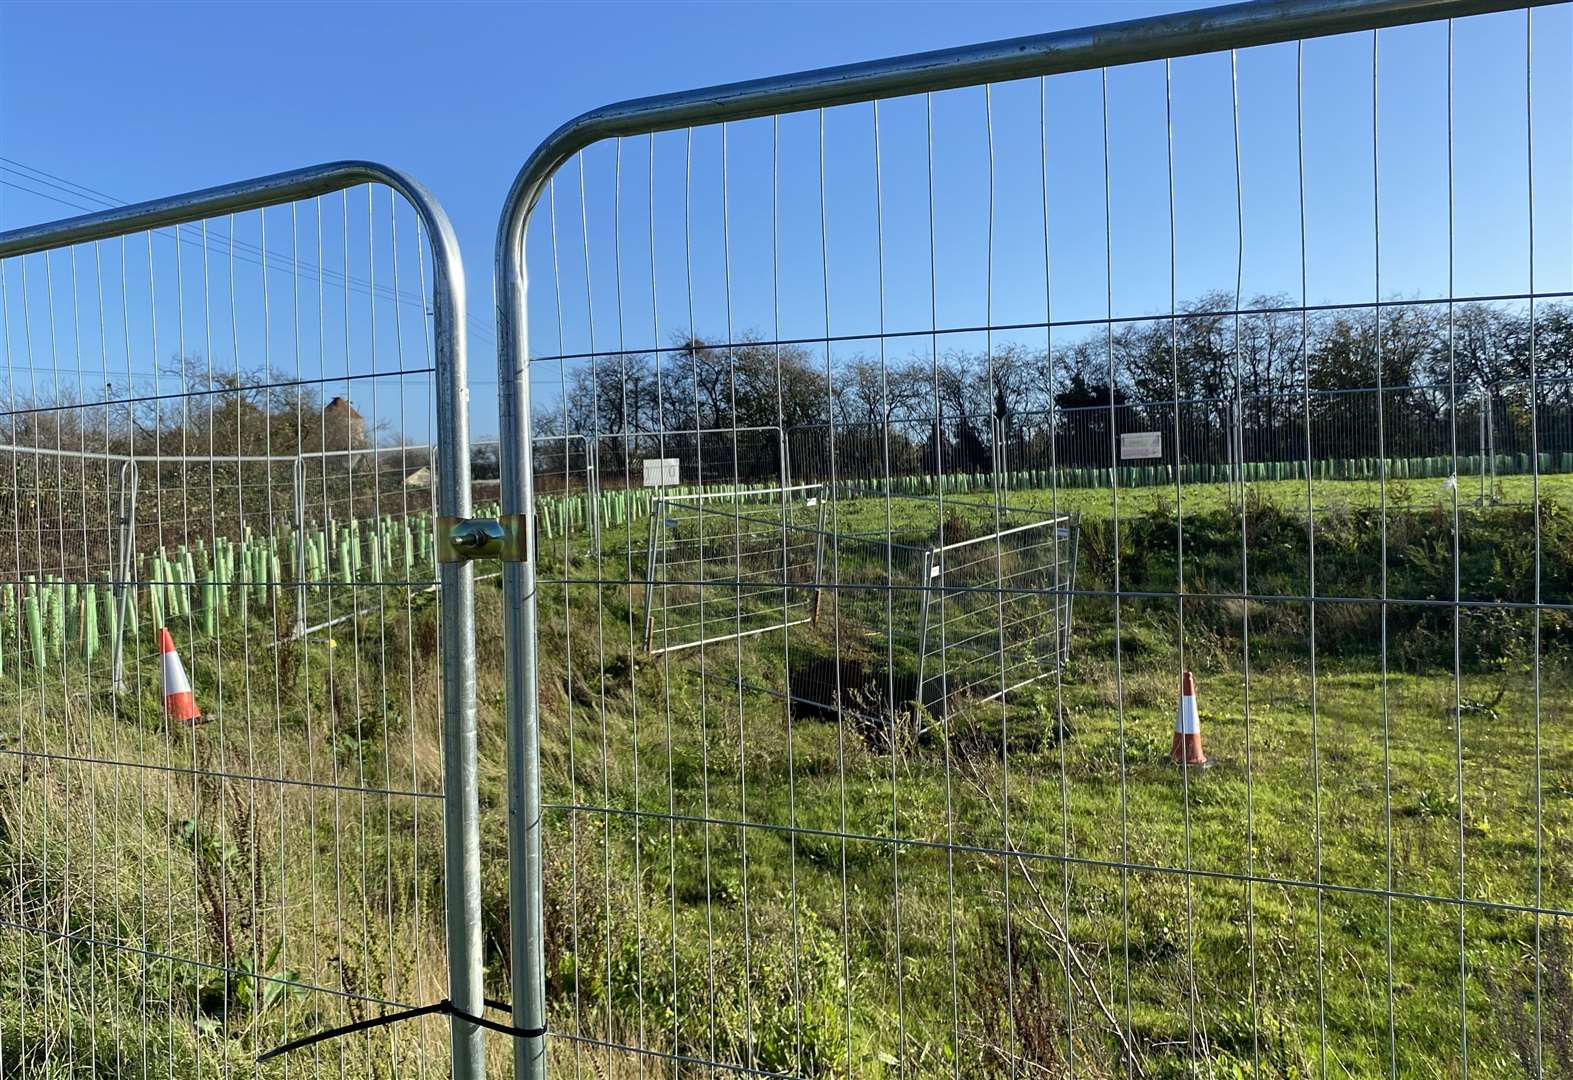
[437,515,529,563]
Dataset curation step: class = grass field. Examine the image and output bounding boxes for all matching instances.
[1,475,1569,1077]
[825,471,1573,527]
[537,474,1572,1077]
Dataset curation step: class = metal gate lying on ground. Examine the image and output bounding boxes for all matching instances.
[488,0,1572,1076]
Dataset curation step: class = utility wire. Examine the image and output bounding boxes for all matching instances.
[0,166,424,311]
[0,158,497,347]
[2,158,436,311]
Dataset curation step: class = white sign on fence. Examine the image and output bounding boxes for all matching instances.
[642,458,680,487]
[1119,431,1163,460]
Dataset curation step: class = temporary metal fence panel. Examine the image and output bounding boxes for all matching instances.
[641,483,827,656]
[0,164,486,1078]
[495,1,1569,1077]
[915,510,1080,722]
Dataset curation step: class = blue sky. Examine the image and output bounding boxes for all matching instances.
[2,1,1569,443]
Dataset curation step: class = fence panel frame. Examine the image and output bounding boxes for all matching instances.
[0,160,485,1079]
[493,1,1563,1075]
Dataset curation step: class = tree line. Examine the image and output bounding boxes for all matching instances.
[544,295,1572,478]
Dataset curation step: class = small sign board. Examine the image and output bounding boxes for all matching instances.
[1119,431,1163,461]
[642,457,680,487]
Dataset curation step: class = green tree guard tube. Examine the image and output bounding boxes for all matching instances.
[168,558,183,618]
[181,550,197,611]
[203,574,217,637]
[47,580,64,660]
[100,582,117,646]
[235,544,249,608]
[25,595,46,670]
[83,593,99,662]
[155,555,170,617]
[243,550,259,609]
[154,552,174,617]
[173,560,190,618]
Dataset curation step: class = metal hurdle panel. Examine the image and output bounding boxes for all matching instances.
[0,164,486,1078]
[488,2,1571,1077]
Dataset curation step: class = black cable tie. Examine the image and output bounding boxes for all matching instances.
[257,997,546,1063]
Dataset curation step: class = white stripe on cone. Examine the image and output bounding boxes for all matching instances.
[159,626,201,723]
[1176,685,1201,734]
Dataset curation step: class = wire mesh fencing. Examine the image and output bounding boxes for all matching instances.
[916,508,1079,724]
[498,1,1572,1077]
[641,483,826,656]
[0,167,486,1078]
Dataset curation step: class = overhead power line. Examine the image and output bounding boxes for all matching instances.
[0,158,497,348]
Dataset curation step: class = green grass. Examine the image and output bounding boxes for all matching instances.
[539,477,1573,1077]
[535,620,1572,1077]
[0,583,461,1078]
[817,471,1573,526]
[1,476,1570,1077]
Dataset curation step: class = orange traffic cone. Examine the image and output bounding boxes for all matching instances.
[1171,670,1209,768]
[159,627,201,723]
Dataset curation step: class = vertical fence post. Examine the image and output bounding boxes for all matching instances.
[642,499,661,654]
[1487,385,1497,501]
[584,434,601,556]
[1231,393,1244,509]
[498,189,548,1080]
[292,457,307,641]
[1063,513,1080,667]
[111,460,137,694]
[810,494,829,625]
[425,196,487,1080]
[1478,389,1488,505]
[914,548,934,718]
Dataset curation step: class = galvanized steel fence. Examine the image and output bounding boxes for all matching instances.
[5,2,1572,1078]
[495,1,1571,1077]
[0,164,486,1078]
